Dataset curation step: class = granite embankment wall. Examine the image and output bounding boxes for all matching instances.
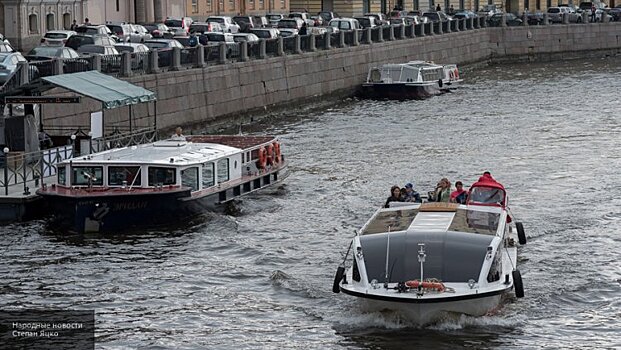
[43,23,621,134]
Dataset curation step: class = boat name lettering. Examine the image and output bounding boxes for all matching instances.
[113,201,148,211]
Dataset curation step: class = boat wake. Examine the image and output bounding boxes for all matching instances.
[269,270,323,299]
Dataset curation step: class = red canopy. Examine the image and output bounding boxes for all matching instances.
[470,174,505,191]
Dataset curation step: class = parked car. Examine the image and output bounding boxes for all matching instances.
[131,24,153,42]
[310,15,324,26]
[277,18,305,36]
[478,4,502,17]
[202,32,236,59]
[250,28,280,39]
[115,42,151,70]
[266,13,285,27]
[487,13,523,26]
[0,52,35,83]
[354,16,380,28]
[233,16,264,32]
[143,39,184,66]
[421,11,450,23]
[328,18,362,31]
[607,6,621,21]
[164,17,193,35]
[143,23,174,39]
[75,25,118,41]
[65,34,116,51]
[25,46,88,75]
[364,13,389,25]
[77,44,120,56]
[105,23,135,42]
[232,33,260,43]
[41,30,77,46]
[526,12,546,25]
[453,10,477,19]
[0,41,15,53]
[190,22,223,34]
[402,15,423,25]
[388,10,409,18]
[206,16,240,33]
[289,12,314,26]
[318,11,339,23]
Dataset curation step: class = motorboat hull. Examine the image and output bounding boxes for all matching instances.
[360,82,441,100]
[340,285,510,324]
[41,164,288,233]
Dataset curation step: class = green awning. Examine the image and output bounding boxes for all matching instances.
[42,71,156,109]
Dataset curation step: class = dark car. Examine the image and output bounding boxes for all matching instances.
[65,34,116,51]
[487,13,523,26]
[318,11,339,23]
[607,7,621,21]
[526,12,546,25]
[453,10,477,19]
[25,46,89,75]
[143,39,184,66]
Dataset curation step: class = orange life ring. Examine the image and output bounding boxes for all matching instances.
[266,144,274,166]
[274,142,282,163]
[257,146,267,169]
[405,280,446,292]
[454,68,459,80]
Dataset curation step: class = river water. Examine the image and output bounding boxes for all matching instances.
[1,57,620,349]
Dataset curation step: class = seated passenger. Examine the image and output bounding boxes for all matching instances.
[385,185,404,208]
[434,178,451,202]
[170,127,186,141]
[403,182,422,203]
[450,181,467,204]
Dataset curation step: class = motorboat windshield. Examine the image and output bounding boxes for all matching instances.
[467,175,507,208]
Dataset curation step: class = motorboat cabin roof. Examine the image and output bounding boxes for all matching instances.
[361,202,504,236]
[63,140,241,167]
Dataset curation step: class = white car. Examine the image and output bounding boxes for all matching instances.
[206,16,240,33]
[41,30,77,46]
[328,18,362,31]
[232,33,260,43]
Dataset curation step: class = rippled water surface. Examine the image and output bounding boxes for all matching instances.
[1,57,620,349]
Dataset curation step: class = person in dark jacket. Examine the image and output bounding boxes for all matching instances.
[299,22,308,35]
[385,185,403,208]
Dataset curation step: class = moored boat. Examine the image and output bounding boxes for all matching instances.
[332,176,526,324]
[360,60,462,100]
[37,135,289,233]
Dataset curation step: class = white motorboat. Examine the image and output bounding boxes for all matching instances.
[360,60,462,100]
[333,176,526,324]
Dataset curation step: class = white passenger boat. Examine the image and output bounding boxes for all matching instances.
[37,135,288,233]
[361,60,462,99]
[333,176,526,324]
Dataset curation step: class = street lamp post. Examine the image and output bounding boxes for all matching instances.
[3,147,9,196]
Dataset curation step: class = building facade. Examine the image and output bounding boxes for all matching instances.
[186,0,290,20]
[0,0,186,51]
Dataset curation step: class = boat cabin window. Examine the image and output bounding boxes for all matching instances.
[202,162,215,188]
[148,167,176,186]
[448,209,500,235]
[181,167,199,192]
[108,166,141,186]
[217,158,229,183]
[468,186,505,206]
[57,166,66,185]
[72,166,104,186]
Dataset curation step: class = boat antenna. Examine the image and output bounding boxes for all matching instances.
[417,243,426,295]
[384,226,391,288]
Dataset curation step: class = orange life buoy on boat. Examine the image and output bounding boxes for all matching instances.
[274,142,282,164]
[454,68,459,80]
[266,143,274,166]
[257,146,267,169]
[405,280,446,292]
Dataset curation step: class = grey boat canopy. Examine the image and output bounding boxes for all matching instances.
[42,71,156,109]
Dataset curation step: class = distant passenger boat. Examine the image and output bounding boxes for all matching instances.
[361,60,462,100]
[37,135,289,233]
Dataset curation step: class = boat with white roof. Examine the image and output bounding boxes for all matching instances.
[361,60,462,99]
[37,135,288,233]
[332,175,526,324]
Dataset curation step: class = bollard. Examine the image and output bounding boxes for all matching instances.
[195,43,205,67]
[17,61,29,85]
[420,23,426,36]
[92,55,102,72]
[259,39,266,59]
[352,29,360,46]
[148,49,159,73]
[437,21,443,34]
[171,47,181,70]
[481,16,488,28]
[474,16,480,29]
[409,23,416,38]
[582,12,588,23]
[388,25,395,40]
[543,13,550,25]
[339,30,345,47]
[277,37,284,55]
[399,24,405,39]
[309,33,316,51]
[377,26,384,42]
[52,57,64,75]
[240,41,248,61]
[293,35,301,54]
[522,13,529,26]
[501,14,508,27]
[365,27,372,44]
[324,32,331,49]
[562,12,569,24]
[121,51,132,76]
[602,13,609,23]
[219,42,227,63]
